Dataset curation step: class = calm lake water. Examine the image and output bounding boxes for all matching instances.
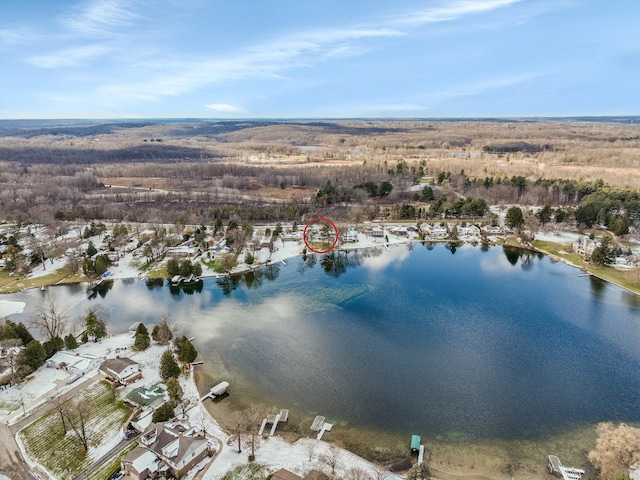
[6,244,640,440]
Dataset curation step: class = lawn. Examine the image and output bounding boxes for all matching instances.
[19,381,131,479]
[534,240,640,295]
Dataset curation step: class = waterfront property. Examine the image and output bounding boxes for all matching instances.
[45,350,104,375]
[121,419,212,479]
[100,356,142,385]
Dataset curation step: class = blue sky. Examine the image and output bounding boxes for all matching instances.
[0,0,638,119]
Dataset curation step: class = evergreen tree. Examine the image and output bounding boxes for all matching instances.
[43,336,64,358]
[14,321,34,346]
[160,350,181,381]
[591,236,616,265]
[133,323,150,351]
[64,333,79,350]
[152,402,175,423]
[166,377,183,405]
[506,206,525,230]
[17,340,46,371]
[85,309,107,340]
[86,241,97,257]
[174,336,198,364]
[81,331,89,343]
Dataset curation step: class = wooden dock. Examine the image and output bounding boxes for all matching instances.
[258,409,289,436]
[311,416,325,431]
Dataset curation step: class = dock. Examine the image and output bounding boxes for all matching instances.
[310,415,333,440]
[418,445,424,464]
[311,416,325,431]
[548,455,585,480]
[258,409,289,436]
[200,381,229,401]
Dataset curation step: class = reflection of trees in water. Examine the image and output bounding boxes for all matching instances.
[589,275,606,299]
[145,278,164,290]
[88,280,113,299]
[215,264,279,295]
[502,246,543,268]
[297,253,318,274]
[320,250,362,277]
[422,242,436,251]
[446,242,462,255]
[169,280,203,296]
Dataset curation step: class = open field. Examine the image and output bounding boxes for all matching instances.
[18,381,130,479]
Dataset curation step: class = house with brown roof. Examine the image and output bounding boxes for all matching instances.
[99,356,141,385]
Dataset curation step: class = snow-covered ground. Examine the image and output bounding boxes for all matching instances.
[1,333,405,480]
[534,231,582,244]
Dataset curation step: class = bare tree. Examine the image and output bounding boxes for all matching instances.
[320,445,341,476]
[373,466,388,480]
[51,395,68,434]
[64,399,90,451]
[31,295,68,339]
[346,467,371,480]
[242,404,267,460]
[307,439,318,462]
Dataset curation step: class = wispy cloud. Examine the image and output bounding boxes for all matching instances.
[205,103,244,113]
[391,0,521,27]
[28,43,113,68]
[61,0,140,36]
[0,26,35,46]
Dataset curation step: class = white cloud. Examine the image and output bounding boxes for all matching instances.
[391,0,520,27]
[0,26,35,46]
[61,0,140,36]
[28,43,113,68]
[205,103,244,113]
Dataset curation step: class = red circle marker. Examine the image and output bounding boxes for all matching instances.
[303,217,339,254]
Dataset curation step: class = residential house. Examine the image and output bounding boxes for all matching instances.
[122,421,211,480]
[282,232,302,242]
[368,226,384,238]
[573,237,598,258]
[458,225,481,237]
[272,469,303,480]
[420,224,448,238]
[100,356,142,385]
[342,228,359,243]
[46,351,104,375]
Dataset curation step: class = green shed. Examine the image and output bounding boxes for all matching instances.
[411,434,421,452]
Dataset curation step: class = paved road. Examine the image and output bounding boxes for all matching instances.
[72,433,139,480]
[0,422,33,480]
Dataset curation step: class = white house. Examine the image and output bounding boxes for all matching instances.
[573,237,598,258]
[458,225,481,237]
[342,228,359,243]
[46,351,104,375]
[99,356,141,385]
[420,224,448,238]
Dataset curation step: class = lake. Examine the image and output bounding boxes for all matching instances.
[6,243,640,441]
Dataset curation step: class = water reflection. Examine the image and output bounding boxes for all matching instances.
[87,279,113,299]
[3,244,639,440]
[145,278,164,290]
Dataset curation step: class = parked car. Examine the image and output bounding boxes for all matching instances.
[123,430,136,440]
[66,374,80,384]
[110,472,124,480]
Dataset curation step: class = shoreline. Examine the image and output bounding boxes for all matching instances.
[2,235,637,298]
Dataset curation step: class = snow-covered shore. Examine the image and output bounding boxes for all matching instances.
[0,333,404,480]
